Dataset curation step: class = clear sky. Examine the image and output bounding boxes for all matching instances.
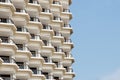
[70,0,120,80]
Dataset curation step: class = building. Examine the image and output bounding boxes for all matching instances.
[0,0,75,80]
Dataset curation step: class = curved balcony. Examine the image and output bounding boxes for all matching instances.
[30,74,45,80]
[0,1,15,18]
[52,32,64,46]
[63,73,75,80]
[41,40,54,56]
[52,52,64,62]
[61,24,73,37]
[27,22,42,35]
[51,1,62,13]
[53,68,64,78]
[41,25,54,40]
[38,0,52,5]
[13,31,30,44]
[0,40,17,56]
[0,19,16,36]
[62,57,74,66]
[29,57,43,67]
[40,8,52,23]
[16,69,32,80]
[12,12,29,26]
[28,34,43,49]
[26,2,41,17]
[12,0,27,9]
[15,50,31,62]
[61,9,72,20]
[0,63,18,74]
[42,63,54,72]
[62,41,74,52]
[51,19,63,31]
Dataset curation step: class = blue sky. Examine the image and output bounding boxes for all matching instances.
[70,0,120,80]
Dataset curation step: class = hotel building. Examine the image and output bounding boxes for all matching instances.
[0,0,75,80]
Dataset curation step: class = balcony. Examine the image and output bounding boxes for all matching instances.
[0,0,15,18]
[26,1,41,17]
[28,36,43,50]
[61,9,72,20]
[61,24,73,37]
[13,31,30,44]
[41,24,53,40]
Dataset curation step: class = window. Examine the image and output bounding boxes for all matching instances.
[42,40,47,46]
[0,0,6,2]
[16,8,21,12]
[30,34,35,39]
[17,27,22,31]
[30,50,36,57]
[54,77,59,80]
[42,8,50,13]
[53,61,58,67]
[42,72,49,79]
[0,36,9,43]
[29,0,33,3]
[0,75,10,80]
[64,66,69,72]
[16,44,23,50]
[0,56,10,63]
[53,1,60,5]
[0,18,7,23]
[16,62,24,69]
[42,56,48,62]
[30,67,37,74]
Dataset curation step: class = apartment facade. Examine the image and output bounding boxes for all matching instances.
[0,0,75,80]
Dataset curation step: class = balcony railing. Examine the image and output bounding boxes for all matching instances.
[16,27,28,32]
[0,18,14,24]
